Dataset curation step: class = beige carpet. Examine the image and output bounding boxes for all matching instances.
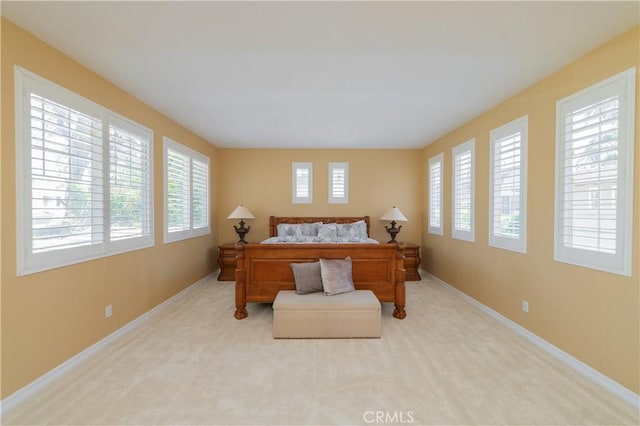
[2,275,638,425]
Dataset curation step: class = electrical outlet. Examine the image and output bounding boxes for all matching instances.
[522,300,529,313]
[105,304,113,318]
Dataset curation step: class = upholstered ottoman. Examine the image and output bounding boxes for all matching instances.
[273,290,381,338]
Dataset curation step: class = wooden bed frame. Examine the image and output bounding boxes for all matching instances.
[234,216,407,320]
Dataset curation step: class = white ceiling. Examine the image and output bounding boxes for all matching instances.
[2,1,638,149]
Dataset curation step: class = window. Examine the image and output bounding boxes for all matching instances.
[163,137,210,243]
[489,116,528,253]
[554,68,635,276]
[15,66,153,275]
[109,117,154,245]
[192,157,209,230]
[328,162,348,204]
[292,162,312,204]
[452,139,475,242]
[428,153,444,235]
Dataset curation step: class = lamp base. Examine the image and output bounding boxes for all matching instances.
[384,221,402,243]
[233,220,251,243]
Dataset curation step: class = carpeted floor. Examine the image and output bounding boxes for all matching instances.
[2,275,638,425]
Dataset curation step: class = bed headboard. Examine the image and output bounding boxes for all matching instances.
[269,216,371,237]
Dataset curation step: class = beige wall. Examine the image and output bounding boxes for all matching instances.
[217,149,423,244]
[421,26,639,393]
[1,19,220,398]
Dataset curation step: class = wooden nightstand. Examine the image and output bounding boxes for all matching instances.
[217,243,238,281]
[403,243,421,281]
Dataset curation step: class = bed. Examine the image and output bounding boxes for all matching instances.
[234,216,407,320]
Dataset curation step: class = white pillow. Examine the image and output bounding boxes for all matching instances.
[317,223,338,239]
[277,222,321,241]
[335,220,368,240]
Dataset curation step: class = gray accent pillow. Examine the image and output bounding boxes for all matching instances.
[290,261,324,294]
[336,220,368,240]
[277,223,321,241]
[317,223,338,239]
[320,257,355,296]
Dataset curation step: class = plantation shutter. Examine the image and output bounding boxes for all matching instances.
[428,154,443,234]
[166,148,191,233]
[555,68,635,276]
[292,162,312,204]
[296,169,310,198]
[109,119,152,241]
[331,168,345,198]
[454,151,471,231]
[329,162,348,204]
[560,95,620,254]
[29,93,104,253]
[452,140,474,241]
[17,66,154,275]
[491,130,524,238]
[192,159,209,230]
[489,116,528,253]
[163,137,211,243]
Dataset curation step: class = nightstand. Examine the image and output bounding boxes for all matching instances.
[217,243,238,281]
[403,243,421,281]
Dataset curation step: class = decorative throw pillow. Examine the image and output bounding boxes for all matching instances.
[277,223,321,241]
[320,257,355,296]
[335,220,368,240]
[317,223,338,239]
[290,261,324,294]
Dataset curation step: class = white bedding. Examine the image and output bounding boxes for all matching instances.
[261,236,379,244]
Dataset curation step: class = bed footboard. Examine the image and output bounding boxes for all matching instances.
[234,242,406,319]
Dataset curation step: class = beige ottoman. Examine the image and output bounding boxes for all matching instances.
[273,290,381,339]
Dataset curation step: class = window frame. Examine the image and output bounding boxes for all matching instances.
[292,162,313,204]
[554,68,635,276]
[452,139,475,242]
[15,66,154,276]
[163,137,210,244]
[489,115,528,253]
[428,153,444,236]
[328,162,349,204]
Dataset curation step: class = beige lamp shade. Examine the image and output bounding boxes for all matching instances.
[227,205,256,220]
[380,206,408,222]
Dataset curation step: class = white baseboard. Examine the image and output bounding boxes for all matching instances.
[423,271,639,409]
[0,272,215,415]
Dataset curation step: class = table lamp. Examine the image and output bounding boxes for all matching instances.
[228,205,256,243]
[380,206,408,243]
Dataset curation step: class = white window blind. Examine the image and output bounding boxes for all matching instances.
[329,162,348,204]
[16,66,154,275]
[292,162,313,204]
[164,137,210,243]
[452,139,475,242]
[192,159,209,230]
[554,68,635,276]
[29,93,105,254]
[489,116,528,253]
[109,118,153,244]
[428,153,444,235]
[166,148,191,233]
